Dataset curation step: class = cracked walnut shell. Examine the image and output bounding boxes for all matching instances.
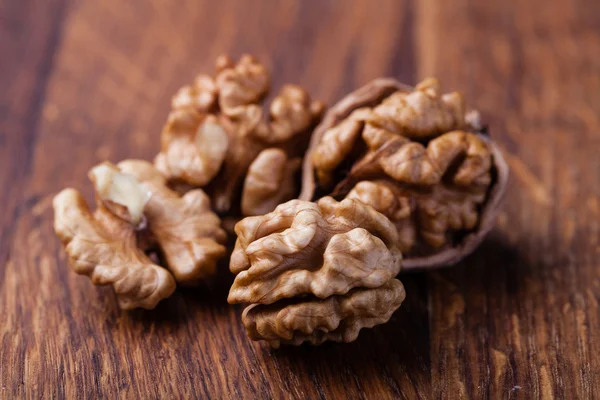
[301,78,509,271]
[228,197,406,347]
[155,54,324,220]
[53,160,227,310]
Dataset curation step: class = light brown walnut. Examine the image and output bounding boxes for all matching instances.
[228,197,405,347]
[243,279,405,348]
[302,78,509,271]
[367,77,466,139]
[155,54,324,221]
[53,160,227,309]
[53,189,175,310]
[241,148,301,216]
[118,160,227,283]
[346,181,416,253]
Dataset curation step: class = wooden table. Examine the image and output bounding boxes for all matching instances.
[2,0,599,398]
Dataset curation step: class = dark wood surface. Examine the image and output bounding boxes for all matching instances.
[1,0,599,398]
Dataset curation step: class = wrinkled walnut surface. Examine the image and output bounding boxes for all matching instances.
[301,78,509,271]
[155,55,324,221]
[228,197,405,347]
[243,279,405,348]
[53,160,227,309]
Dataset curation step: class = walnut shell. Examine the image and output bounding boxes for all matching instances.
[300,78,509,271]
[228,197,406,347]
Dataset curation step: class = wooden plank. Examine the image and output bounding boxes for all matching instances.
[0,0,431,398]
[0,1,72,395]
[0,0,70,279]
[416,0,600,397]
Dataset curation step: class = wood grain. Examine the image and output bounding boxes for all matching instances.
[1,0,598,398]
[417,0,600,397]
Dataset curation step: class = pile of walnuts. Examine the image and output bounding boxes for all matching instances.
[53,55,507,347]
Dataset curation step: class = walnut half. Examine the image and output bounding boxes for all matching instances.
[228,197,405,347]
[155,55,324,223]
[53,160,227,309]
[301,78,509,271]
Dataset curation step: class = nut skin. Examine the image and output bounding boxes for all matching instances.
[155,55,324,221]
[302,78,509,271]
[53,160,227,310]
[228,197,405,347]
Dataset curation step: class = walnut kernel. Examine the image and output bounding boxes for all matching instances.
[155,55,324,221]
[228,197,405,347]
[302,78,509,270]
[53,160,227,309]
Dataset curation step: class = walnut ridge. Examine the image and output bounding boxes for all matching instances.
[302,78,509,270]
[228,197,406,347]
[53,160,227,309]
[242,279,405,348]
[155,55,324,221]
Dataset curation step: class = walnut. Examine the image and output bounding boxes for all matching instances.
[346,181,416,253]
[228,197,405,347]
[301,78,509,271]
[53,160,227,309]
[155,55,324,222]
[367,77,466,139]
[242,280,405,348]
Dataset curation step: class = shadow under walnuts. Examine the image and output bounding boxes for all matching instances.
[257,274,431,395]
[429,232,539,301]
[126,251,235,327]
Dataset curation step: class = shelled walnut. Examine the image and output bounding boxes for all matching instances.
[301,78,509,271]
[228,197,406,347]
[53,160,227,310]
[155,54,324,222]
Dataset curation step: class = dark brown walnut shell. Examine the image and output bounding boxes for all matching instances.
[300,78,509,271]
